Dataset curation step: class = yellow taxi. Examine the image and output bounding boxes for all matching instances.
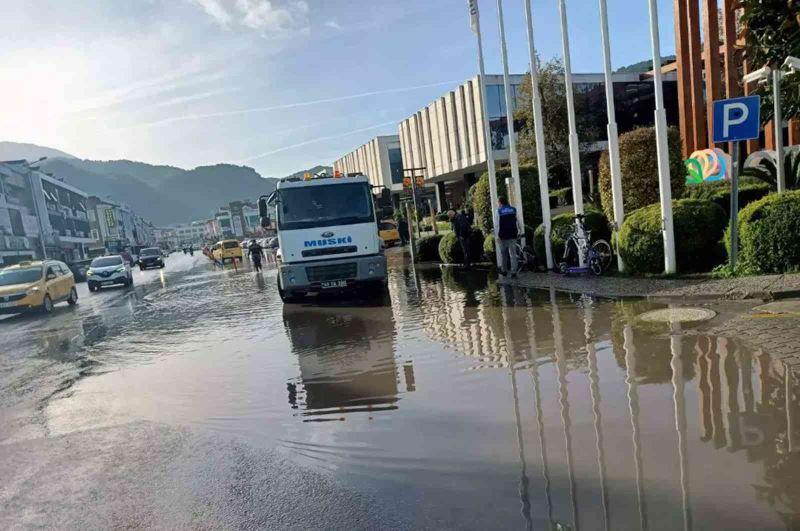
[212,239,244,263]
[378,220,401,247]
[0,260,78,315]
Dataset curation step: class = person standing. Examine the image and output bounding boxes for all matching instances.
[397,214,409,246]
[497,196,519,277]
[248,239,265,273]
[452,209,473,269]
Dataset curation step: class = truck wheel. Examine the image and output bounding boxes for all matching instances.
[277,276,298,303]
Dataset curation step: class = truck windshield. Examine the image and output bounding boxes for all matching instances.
[278,182,374,230]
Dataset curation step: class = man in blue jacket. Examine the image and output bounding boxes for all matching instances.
[497,196,519,277]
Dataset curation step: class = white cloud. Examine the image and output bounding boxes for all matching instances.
[324,20,344,31]
[189,0,309,36]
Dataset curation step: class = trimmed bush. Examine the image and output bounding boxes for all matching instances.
[683,179,771,216]
[533,208,611,264]
[618,198,727,274]
[483,234,497,265]
[549,187,573,209]
[416,234,443,262]
[470,165,542,235]
[729,190,800,274]
[438,230,485,264]
[598,126,685,223]
[435,212,449,222]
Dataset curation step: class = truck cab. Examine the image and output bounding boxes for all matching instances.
[260,174,387,302]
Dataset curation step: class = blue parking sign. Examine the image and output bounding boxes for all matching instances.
[712,96,761,143]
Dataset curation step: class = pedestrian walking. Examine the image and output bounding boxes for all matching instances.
[248,239,266,273]
[496,196,519,277]
[452,209,473,269]
[398,215,410,246]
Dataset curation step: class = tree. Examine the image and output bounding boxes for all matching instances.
[739,0,800,122]
[514,57,602,189]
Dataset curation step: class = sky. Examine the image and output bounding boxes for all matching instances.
[1,0,677,177]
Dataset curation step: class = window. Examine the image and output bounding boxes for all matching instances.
[388,148,404,185]
[485,84,505,119]
[46,266,57,278]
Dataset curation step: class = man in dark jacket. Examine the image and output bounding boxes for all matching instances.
[452,209,472,268]
[248,239,265,273]
[497,196,519,276]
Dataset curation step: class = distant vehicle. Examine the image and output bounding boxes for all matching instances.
[212,239,243,263]
[138,247,165,270]
[0,260,78,315]
[266,237,279,250]
[378,220,400,247]
[258,173,388,303]
[67,258,93,282]
[86,255,133,292]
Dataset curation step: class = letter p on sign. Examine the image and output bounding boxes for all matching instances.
[712,95,761,144]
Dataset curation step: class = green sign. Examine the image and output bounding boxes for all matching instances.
[105,209,116,228]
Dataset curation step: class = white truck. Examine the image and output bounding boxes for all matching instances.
[258,174,388,303]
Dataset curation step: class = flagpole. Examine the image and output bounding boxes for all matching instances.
[646,0,677,274]
[523,0,554,269]
[598,0,625,273]
[469,0,502,267]
[557,0,584,218]
[496,0,526,246]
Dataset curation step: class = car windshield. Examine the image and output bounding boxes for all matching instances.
[140,248,160,256]
[0,267,42,286]
[91,257,123,268]
[223,241,239,249]
[379,222,396,230]
[278,182,374,230]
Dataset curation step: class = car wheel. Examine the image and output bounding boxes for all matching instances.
[127,275,134,288]
[67,287,78,306]
[140,266,145,271]
[41,294,54,314]
[159,263,165,269]
[88,283,97,293]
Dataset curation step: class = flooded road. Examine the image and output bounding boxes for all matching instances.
[1,250,799,529]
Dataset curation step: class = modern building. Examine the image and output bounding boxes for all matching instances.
[153,227,178,250]
[0,162,43,265]
[212,201,261,239]
[397,73,678,209]
[87,196,138,255]
[333,135,407,202]
[31,170,94,263]
[172,221,207,246]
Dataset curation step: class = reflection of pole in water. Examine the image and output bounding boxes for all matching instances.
[786,363,794,453]
[526,296,553,525]
[585,302,610,531]
[623,324,648,531]
[500,287,533,529]
[551,287,578,530]
[709,339,726,449]
[670,326,692,531]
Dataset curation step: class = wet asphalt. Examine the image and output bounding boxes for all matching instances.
[1,250,799,530]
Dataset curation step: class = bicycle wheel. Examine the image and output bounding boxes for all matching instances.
[590,239,613,273]
[521,246,536,271]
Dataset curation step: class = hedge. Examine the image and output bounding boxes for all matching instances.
[618,198,727,274]
[438,230,485,264]
[416,234,443,262]
[598,126,685,223]
[533,208,611,265]
[683,180,771,216]
[549,187,573,209]
[470,165,542,236]
[483,234,497,265]
[728,190,800,274]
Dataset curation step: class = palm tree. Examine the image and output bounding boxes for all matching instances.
[742,150,800,191]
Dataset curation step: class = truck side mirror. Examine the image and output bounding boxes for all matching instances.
[258,197,270,228]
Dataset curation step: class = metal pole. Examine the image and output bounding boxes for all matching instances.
[497,0,526,247]
[598,0,625,272]
[428,199,438,235]
[557,0,584,216]
[405,202,417,263]
[471,1,503,268]
[773,68,785,193]
[523,0,554,269]
[646,0,677,274]
[729,141,741,270]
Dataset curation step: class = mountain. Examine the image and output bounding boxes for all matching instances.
[0,141,76,162]
[615,55,676,73]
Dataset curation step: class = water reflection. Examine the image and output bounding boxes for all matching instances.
[282,301,412,420]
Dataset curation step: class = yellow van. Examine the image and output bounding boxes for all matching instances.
[212,240,243,263]
[0,260,78,315]
[379,220,401,247]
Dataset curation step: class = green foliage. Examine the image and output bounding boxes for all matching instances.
[683,180,771,216]
[483,234,496,265]
[435,212,449,222]
[416,234,443,262]
[598,126,685,223]
[533,208,611,262]
[739,0,800,122]
[549,187,573,208]
[469,165,542,236]
[728,190,800,274]
[617,199,727,274]
[438,230,484,264]
[741,150,800,190]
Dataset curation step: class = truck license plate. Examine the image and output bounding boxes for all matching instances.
[320,280,347,289]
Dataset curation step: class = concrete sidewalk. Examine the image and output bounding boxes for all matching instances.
[498,270,800,300]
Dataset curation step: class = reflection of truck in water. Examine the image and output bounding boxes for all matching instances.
[258,174,388,303]
[282,302,410,417]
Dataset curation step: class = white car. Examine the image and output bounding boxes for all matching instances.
[86,255,134,292]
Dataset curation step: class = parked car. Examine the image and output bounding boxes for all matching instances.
[379,220,401,247]
[67,259,93,282]
[86,255,133,292]
[0,260,78,315]
[138,247,165,270]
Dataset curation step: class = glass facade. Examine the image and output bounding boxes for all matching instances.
[486,83,523,150]
[388,147,404,185]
